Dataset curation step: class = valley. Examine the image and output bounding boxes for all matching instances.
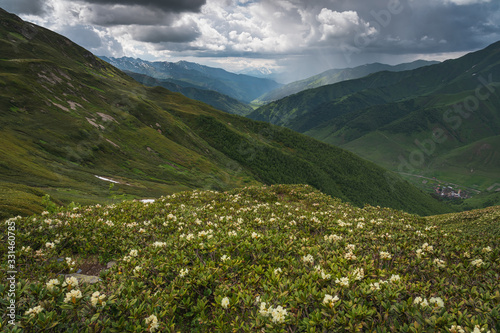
[0,5,499,333]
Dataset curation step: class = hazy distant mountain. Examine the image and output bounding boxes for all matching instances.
[236,67,281,80]
[256,60,439,103]
[125,71,253,116]
[249,42,500,192]
[99,56,282,103]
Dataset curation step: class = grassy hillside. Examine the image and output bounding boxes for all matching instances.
[1,185,498,332]
[0,8,451,218]
[255,60,438,104]
[249,42,500,194]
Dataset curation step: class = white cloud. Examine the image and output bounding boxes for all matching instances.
[317,8,372,40]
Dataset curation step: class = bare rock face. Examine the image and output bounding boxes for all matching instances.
[63,261,116,284]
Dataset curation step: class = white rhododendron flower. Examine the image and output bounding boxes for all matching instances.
[25,305,43,317]
[145,314,159,332]
[221,296,230,308]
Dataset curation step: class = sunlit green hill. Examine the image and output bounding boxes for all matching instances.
[249,41,500,197]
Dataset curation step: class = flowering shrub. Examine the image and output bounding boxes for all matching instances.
[0,184,498,332]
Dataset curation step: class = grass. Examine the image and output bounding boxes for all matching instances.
[0,184,498,332]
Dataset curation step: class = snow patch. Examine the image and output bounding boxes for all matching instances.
[95,175,120,184]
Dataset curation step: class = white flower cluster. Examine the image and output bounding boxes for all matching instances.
[21,245,32,252]
[482,246,492,253]
[221,297,230,308]
[179,268,188,278]
[471,258,484,267]
[91,291,106,307]
[66,257,76,267]
[25,305,44,317]
[390,274,401,283]
[344,251,357,260]
[46,279,60,291]
[472,325,491,333]
[152,241,166,247]
[433,258,446,268]
[337,220,352,227]
[379,251,392,260]
[251,232,261,239]
[321,270,331,280]
[302,254,314,264]
[62,276,79,289]
[352,268,364,281]
[335,276,349,287]
[324,234,342,242]
[450,325,465,333]
[369,274,400,291]
[64,289,83,303]
[221,255,230,262]
[451,324,490,333]
[145,314,159,332]
[323,294,339,307]
[259,302,288,323]
[413,296,444,308]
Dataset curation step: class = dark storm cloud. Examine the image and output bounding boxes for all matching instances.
[0,0,47,15]
[131,25,200,43]
[2,0,499,79]
[82,0,206,13]
[83,4,176,26]
[299,0,499,56]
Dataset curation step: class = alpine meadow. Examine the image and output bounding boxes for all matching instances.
[0,5,499,333]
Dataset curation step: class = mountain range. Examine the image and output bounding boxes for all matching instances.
[255,60,439,103]
[99,56,282,104]
[124,71,253,116]
[0,8,451,219]
[249,42,500,197]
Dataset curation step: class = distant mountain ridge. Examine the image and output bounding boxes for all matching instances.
[256,60,439,103]
[124,71,253,116]
[99,56,282,103]
[249,41,500,192]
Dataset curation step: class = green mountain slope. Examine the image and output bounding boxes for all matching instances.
[125,71,253,116]
[249,42,500,193]
[0,8,451,219]
[1,185,498,331]
[256,60,438,103]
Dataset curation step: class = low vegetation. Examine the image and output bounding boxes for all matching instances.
[1,184,498,332]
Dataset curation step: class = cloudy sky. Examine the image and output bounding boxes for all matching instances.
[1,0,499,81]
